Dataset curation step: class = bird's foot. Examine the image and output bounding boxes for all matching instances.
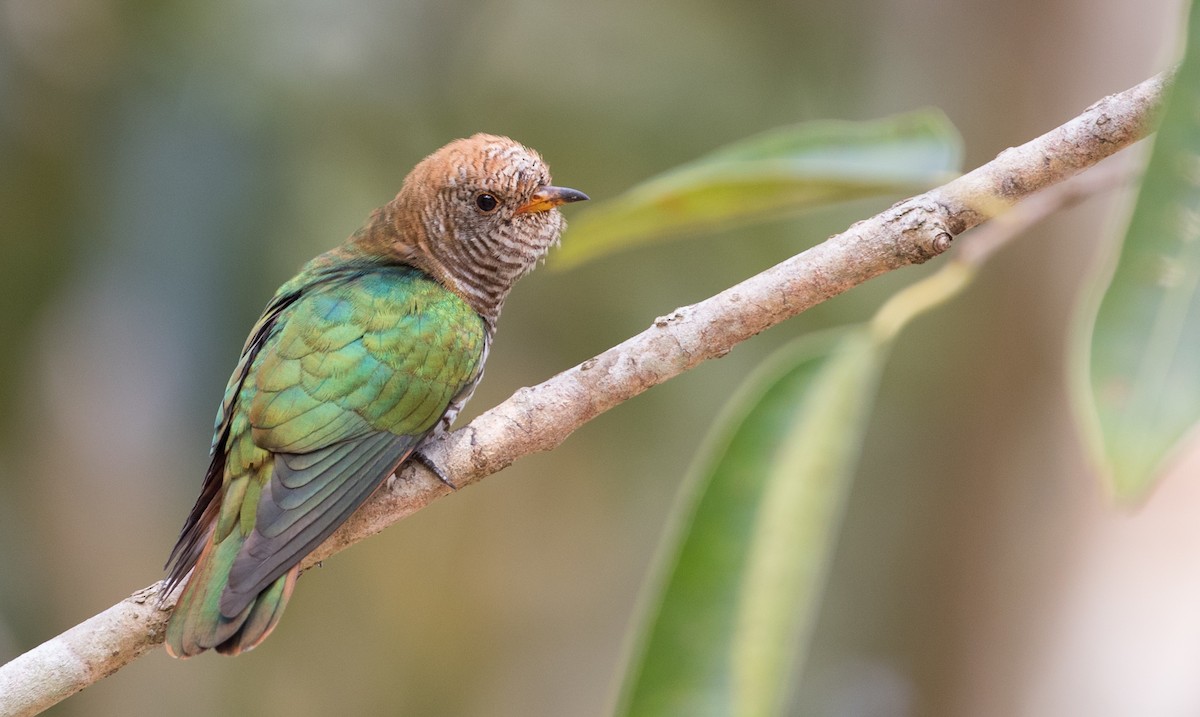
[412,450,458,491]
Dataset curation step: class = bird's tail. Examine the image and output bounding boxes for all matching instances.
[164,529,298,658]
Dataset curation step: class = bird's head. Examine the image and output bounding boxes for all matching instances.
[383,134,587,322]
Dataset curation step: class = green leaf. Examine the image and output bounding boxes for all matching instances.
[612,327,889,717]
[1076,9,1200,499]
[730,329,886,716]
[612,258,977,716]
[555,110,962,269]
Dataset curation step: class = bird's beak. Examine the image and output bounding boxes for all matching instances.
[514,186,590,215]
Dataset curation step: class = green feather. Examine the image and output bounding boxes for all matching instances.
[164,261,486,657]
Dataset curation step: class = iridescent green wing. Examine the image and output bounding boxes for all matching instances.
[220,266,485,615]
[164,284,304,596]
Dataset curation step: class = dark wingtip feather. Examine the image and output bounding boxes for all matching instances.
[164,530,299,658]
[162,449,226,597]
[219,435,414,617]
[214,568,299,656]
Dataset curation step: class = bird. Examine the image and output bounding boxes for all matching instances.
[161,134,587,657]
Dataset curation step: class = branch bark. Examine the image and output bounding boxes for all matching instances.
[0,70,1171,717]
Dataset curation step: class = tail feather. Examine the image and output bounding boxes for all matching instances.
[165,529,298,658]
[216,567,298,655]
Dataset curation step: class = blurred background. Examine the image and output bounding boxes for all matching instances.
[0,0,1192,715]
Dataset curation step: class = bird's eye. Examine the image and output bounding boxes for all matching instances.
[475,193,499,213]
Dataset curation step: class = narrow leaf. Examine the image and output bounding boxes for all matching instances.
[612,327,889,717]
[613,258,977,717]
[1076,8,1200,499]
[556,110,962,268]
[730,329,885,716]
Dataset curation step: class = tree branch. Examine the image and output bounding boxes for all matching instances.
[0,70,1171,717]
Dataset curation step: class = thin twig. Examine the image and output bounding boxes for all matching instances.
[0,69,1172,717]
[955,162,1136,267]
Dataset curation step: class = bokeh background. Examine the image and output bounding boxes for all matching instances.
[0,0,1193,715]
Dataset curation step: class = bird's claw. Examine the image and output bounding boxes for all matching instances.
[412,450,458,491]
